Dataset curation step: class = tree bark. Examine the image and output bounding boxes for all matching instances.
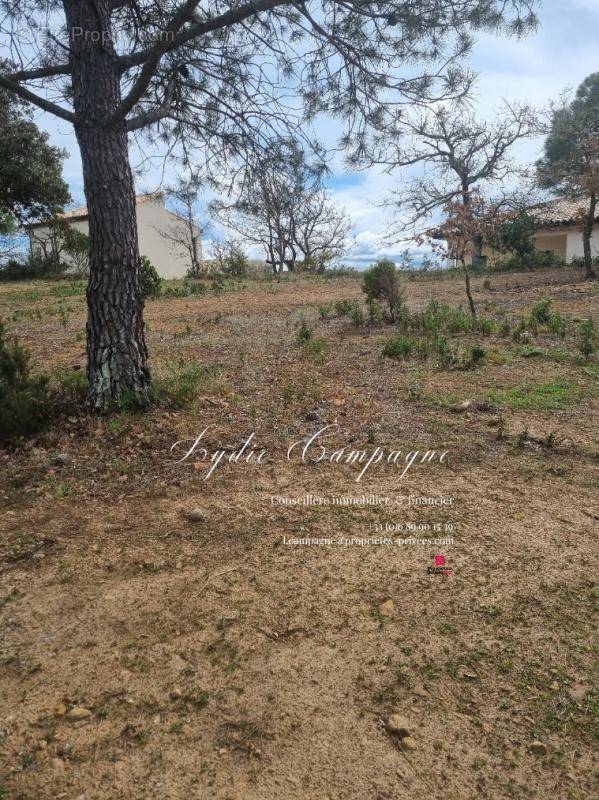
[461,259,477,316]
[582,193,597,281]
[65,0,151,412]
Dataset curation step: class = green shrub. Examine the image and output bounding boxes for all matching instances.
[547,312,566,338]
[530,298,553,324]
[410,300,493,336]
[350,304,365,327]
[318,303,333,320]
[140,255,162,299]
[366,298,384,326]
[362,259,403,321]
[499,319,511,337]
[162,280,207,298]
[302,337,329,358]
[467,344,487,368]
[578,318,596,360]
[383,335,415,359]
[297,318,313,343]
[0,322,50,441]
[432,335,459,368]
[222,246,249,278]
[334,299,356,317]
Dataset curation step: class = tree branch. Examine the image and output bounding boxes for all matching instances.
[113,0,291,122]
[0,75,76,123]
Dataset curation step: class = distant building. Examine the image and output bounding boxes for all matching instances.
[26,193,201,279]
[435,196,599,267]
[531,197,599,262]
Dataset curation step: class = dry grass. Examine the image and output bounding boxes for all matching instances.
[0,267,597,800]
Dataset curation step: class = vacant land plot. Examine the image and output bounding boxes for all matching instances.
[1,267,597,800]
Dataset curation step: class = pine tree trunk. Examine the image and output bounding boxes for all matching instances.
[65,0,151,412]
[582,193,597,281]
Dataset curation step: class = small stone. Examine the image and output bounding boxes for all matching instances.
[450,400,472,413]
[550,681,560,691]
[186,508,205,522]
[65,707,92,721]
[51,758,65,772]
[52,453,70,466]
[457,666,478,681]
[400,737,417,752]
[169,687,183,700]
[529,741,548,756]
[413,685,428,698]
[305,411,319,422]
[55,704,67,717]
[378,599,395,618]
[386,715,411,738]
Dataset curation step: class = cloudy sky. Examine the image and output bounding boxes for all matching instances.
[35,0,599,268]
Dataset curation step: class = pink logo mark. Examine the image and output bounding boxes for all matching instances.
[434,555,446,567]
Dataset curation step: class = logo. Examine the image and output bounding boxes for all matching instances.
[427,554,453,576]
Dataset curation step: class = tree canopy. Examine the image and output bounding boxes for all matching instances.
[0,89,70,231]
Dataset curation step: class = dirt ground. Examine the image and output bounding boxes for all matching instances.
[0,267,597,800]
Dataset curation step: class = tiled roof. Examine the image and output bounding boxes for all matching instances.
[534,196,598,227]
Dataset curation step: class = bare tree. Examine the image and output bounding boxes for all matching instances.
[216,139,349,272]
[293,190,351,271]
[161,179,205,277]
[0,1,538,410]
[382,102,540,312]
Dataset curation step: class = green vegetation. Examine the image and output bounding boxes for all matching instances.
[383,335,415,359]
[487,378,580,410]
[302,337,329,358]
[578,318,597,360]
[362,259,403,322]
[296,318,314,343]
[0,321,50,442]
[156,361,221,408]
[140,255,162,299]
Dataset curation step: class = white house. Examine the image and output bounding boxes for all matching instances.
[26,192,202,279]
[532,197,599,262]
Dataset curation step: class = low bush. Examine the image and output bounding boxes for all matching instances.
[297,318,313,343]
[383,335,414,359]
[140,255,162,299]
[162,280,208,299]
[350,304,365,327]
[334,299,356,317]
[0,322,50,442]
[362,259,404,322]
[578,318,596,360]
[530,298,553,324]
[302,337,329,358]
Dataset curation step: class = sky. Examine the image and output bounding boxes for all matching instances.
[31,0,599,269]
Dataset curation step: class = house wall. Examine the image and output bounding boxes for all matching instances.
[136,199,202,279]
[565,228,599,261]
[533,230,568,259]
[28,197,201,279]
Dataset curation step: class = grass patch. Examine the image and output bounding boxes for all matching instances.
[302,337,329,359]
[156,361,222,407]
[487,378,580,410]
